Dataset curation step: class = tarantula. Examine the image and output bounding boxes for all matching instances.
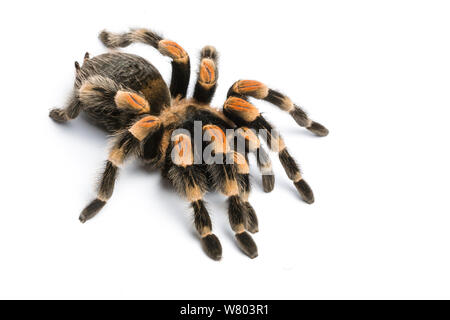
[49,28,328,260]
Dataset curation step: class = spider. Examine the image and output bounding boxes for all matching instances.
[49,28,329,260]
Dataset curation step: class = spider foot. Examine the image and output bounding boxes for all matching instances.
[307,121,329,137]
[201,234,222,261]
[79,198,106,223]
[294,179,315,204]
[235,231,258,259]
[49,108,68,123]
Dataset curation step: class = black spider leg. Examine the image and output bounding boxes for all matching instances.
[49,60,84,123]
[202,122,258,259]
[227,80,328,137]
[99,28,191,99]
[80,115,162,223]
[193,46,219,104]
[79,131,138,223]
[166,131,222,261]
[231,143,259,234]
[223,97,315,204]
[234,126,275,193]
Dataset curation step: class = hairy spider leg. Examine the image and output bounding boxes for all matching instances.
[79,116,161,222]
[203,125,258,258]
[235,126,275,193]
[227,80,329,137]
[223,97,315,204]
[99,28,190,99]
[193,46,219,104]
[167,133,222,260]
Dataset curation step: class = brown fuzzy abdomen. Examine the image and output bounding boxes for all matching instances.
[78,52,171,114]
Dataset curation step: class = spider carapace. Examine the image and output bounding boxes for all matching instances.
[50,28,329,260]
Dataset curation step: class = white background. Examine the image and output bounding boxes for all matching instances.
[0,0,449,299]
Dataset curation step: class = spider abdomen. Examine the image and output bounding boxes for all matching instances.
[76,52,170,131]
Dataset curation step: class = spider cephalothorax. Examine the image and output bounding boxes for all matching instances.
[49,28,328,260]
